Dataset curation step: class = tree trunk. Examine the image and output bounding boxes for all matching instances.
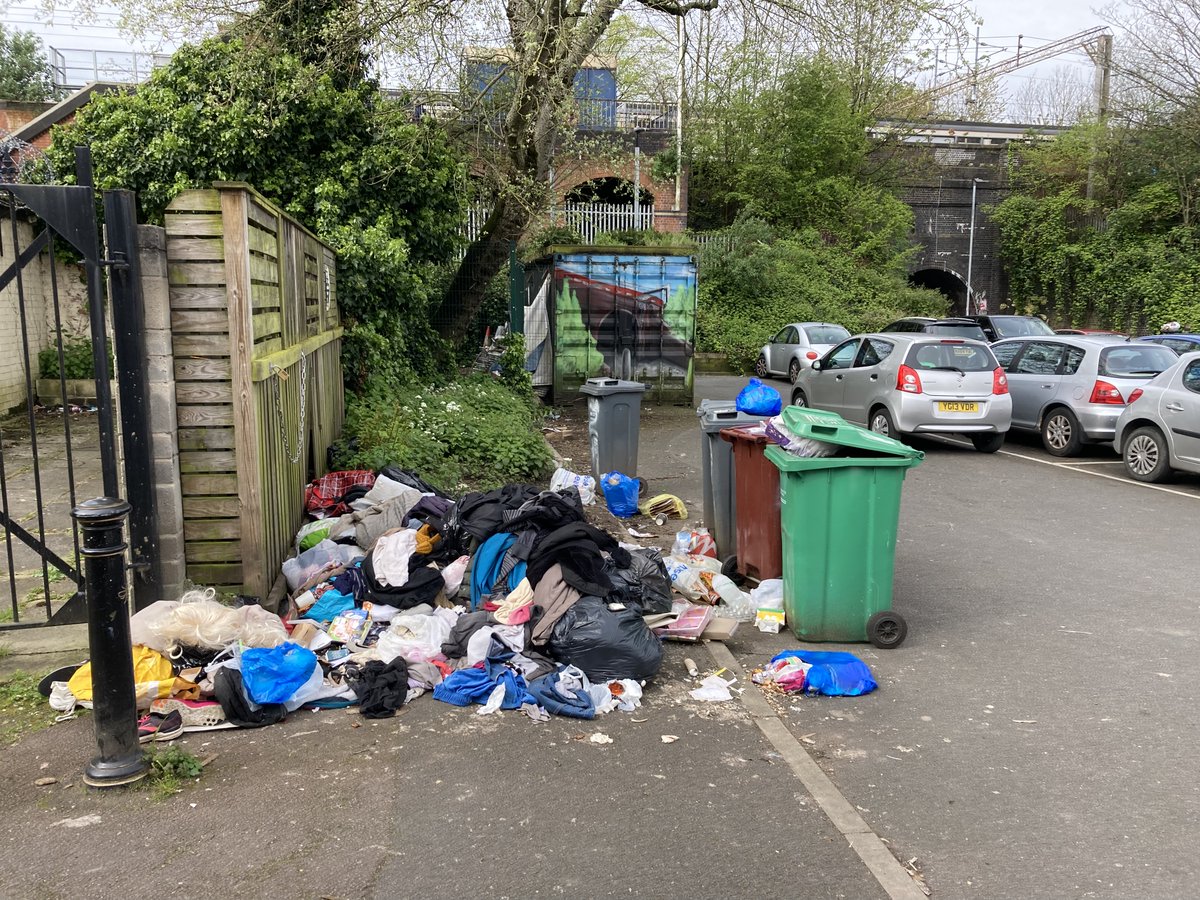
[437,195,532,341]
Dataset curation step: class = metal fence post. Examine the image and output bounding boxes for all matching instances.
[74,497,148,788]
[104,189,162,607]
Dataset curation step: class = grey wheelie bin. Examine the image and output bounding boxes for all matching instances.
[696,400,769,559]
[580,378,647,479]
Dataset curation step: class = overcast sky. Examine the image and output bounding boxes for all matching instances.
[4,0,1123,110]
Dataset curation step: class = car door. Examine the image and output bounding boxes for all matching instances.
[1164,358,1200,464]
[1006,341,1066,428]
[840,338,895,425]
[807,338,861,415]
[768,327,798,374]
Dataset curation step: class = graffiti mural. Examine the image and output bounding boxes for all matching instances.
[539,251,696,402]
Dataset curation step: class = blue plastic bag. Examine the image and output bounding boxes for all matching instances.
[770,649,877,697]
[736,378,782,416]
[241,642,319,705]
[600,471,640,518]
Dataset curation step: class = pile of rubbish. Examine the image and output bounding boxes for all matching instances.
[47,463,773,736]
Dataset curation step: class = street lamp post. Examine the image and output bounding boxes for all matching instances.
[633,127,645,229]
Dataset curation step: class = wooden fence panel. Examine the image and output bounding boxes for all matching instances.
[166,182,343,600]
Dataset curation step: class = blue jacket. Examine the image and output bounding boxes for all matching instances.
[469,532,527,610]
[528,668,595,719]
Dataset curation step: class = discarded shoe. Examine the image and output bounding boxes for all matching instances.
[151,698,232,731]
[137,709,184,743]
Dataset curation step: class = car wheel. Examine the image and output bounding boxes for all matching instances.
[1041,407,1083,457]
[754,355,769,378]
[867,611,908,649]
[788,359,801,383]
[971,432,1005,453]
[791,388,808,408]
[869,407,896,437]
[1123,426,1171,483]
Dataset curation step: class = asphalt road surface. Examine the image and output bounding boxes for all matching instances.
[690,374,1200,898]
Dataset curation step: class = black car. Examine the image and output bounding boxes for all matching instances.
[965,315,1057,342]
[881,317,988,341]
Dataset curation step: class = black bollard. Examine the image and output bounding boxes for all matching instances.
[74,498,149,788]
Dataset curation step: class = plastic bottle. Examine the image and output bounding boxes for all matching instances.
[672,530,691,556]
[711,574,743,605]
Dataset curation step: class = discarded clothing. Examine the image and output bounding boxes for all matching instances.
[494,578,534,625]
[453,484,542,543]
[363,554,444,610]
[441,611,495,660]
[331,490,424,550]
[470,532,528,610]
[528,665,595,719]
[329,563,368,600]
[529,564,582,646]
[369,529,419,588]
[503,490,585,560]
[304,470,376,518]
[433,639,535,710]
[379,465,449,499]
[349,659,410,718]
[465,623,526,666]
[525,522,631,597]
[213,668,287,728]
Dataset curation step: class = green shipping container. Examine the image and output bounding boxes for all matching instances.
[765,407,923,648]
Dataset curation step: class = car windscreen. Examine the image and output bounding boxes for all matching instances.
[803,325,851,344]
[905,342,998,372]
[992,316,1055,338]
[926,324,988,340]
[1098,345,1178,378]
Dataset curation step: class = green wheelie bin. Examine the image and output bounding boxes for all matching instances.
[764,407,923,648]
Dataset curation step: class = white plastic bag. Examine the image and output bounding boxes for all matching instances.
[664,554,722,602]
[441,555,470,597]
[750,579,785,610]
[689,673,735,702]
[550,467,597,505]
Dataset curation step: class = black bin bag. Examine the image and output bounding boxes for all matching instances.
[606,548,672,615]
[548,595,664,682]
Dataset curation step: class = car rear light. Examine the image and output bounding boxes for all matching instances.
[896,365,923,394]
[1128,388,1144,404]
[1089,380,1125,404]
[806,351,819,360]
[992,367,1009,395]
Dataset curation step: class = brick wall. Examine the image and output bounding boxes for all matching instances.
[0,211,95,413]
[0,101,54,134]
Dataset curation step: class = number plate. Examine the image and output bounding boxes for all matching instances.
[937,401,978,413]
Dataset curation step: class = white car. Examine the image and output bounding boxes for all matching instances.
[755,322,851,384]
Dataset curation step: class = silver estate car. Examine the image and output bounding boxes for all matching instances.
[990,336,1179,456]
[756,322,851,383]
[1113,351,1200,482]
[791,334,1013,452]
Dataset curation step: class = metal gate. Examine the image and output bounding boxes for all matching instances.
[0,147,160,627]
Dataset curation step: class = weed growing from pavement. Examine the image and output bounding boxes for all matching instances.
[0,672,57,746]
[145,746,204,800]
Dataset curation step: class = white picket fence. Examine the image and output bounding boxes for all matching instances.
[460,201,655,246]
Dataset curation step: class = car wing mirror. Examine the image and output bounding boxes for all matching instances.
[811,360,822,371]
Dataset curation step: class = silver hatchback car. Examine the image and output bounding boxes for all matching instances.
[990,336,1179,456]
[791,334,1013,452]
[756,322,852,383]
[1113,351,1200,482]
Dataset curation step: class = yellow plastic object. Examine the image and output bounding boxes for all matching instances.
[68,645,176,707]
[638,493,688,519]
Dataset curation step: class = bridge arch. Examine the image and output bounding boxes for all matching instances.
[564,175,654,207]
[909,267,969,316]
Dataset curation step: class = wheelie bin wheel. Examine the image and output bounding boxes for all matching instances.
[867,611,907,649]
[720,554,743,585]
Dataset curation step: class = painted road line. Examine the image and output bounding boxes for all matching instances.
[706,642,928,900]
[928,436,1200,501]
[1054,460,1125,466]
